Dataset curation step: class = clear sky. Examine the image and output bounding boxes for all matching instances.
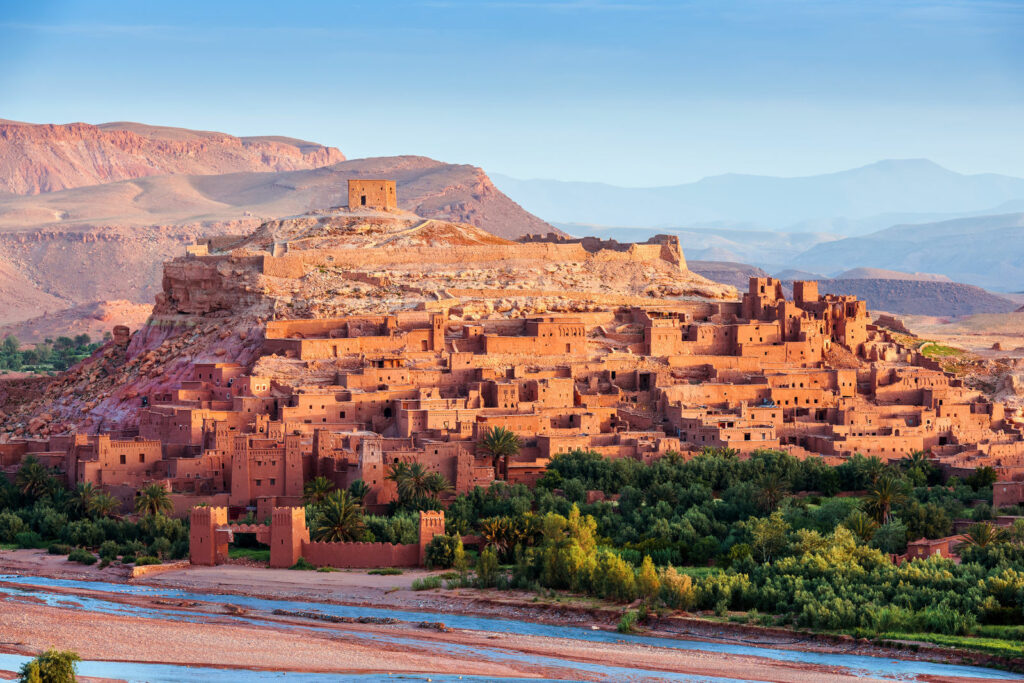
[1,0,1023,185]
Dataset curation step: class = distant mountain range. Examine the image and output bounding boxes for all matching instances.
[494,159,1024,236]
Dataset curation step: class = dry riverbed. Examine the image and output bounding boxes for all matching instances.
[0,549,1019,682]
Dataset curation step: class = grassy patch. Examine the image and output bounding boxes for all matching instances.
[920,343,966,358]
[411,576,443,591]
[229,547,270,562]
[316,566,338,573]
[675,566,722,580]
[875,632,1024,658]
[288,557,316,571]
[368,567,403,575]
[0,543,18,550]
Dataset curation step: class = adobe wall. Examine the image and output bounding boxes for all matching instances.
[301,541,420,568]
[265,240,686,274]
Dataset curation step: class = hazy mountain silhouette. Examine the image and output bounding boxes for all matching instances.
[494,160,1024,235]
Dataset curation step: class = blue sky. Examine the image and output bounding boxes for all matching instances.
[1,0,1023,185]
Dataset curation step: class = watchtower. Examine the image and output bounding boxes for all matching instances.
[270,506,309,568]
[348,179,397,210]
[189,506,228,566]
[418,510,446,565]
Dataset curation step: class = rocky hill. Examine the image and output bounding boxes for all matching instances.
[795,279,1018,316]
[0,300,152,345]
[688,260,770,290]
[0,120,345,195]
[0,207,729,436]
[0,152,557,326]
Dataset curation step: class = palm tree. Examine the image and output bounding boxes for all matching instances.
[134,483,172,517]
[904,450,930,470]
[962,522,1007,549]
[864,475,909,524]
[72,482,97,517]
[424,471,452,499]
[347,479,370,504]
[397,462,432,501]
[477,426,521,474]
[311,490,366,542]
[87,491,121,518]
[842,510,879,543]
[480,516,513,557]
[303,476,335,505]
[15,456,54,501]
[861,455,887,486]
[755,471,790,512]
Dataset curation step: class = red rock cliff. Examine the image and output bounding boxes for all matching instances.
[0,120,345,195]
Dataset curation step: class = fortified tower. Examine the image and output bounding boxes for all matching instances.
[418,510,446,564]
[189,506,228,566]
[348,179,397,210]
[269,506,309,568]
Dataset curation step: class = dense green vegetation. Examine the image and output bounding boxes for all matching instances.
[431,448,1024,651]
[0,456,188,566]
[0,334,105,374]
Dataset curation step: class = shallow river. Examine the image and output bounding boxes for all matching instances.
[0,573,1019,682]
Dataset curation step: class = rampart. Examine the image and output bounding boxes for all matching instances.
[260,240,685,274]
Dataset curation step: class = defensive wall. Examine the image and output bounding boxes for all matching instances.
[254,240,684,276]
[189,505,445,568]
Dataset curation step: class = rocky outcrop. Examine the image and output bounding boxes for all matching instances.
[0,120,345,195]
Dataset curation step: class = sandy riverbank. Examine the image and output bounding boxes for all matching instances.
[0,550,1019,682]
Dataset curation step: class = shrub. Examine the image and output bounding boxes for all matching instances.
[18,649,80,683]
[134,555,160,566]
[98,540,119,561]
[67,548,96,565]
[0,510,27,542]
[412,575,443,590]
[659,565,696,611]
[617,610,639,634]
[15,531,45,549]
[368,568,403,575]
[637,555,660,603]
[424,534,461,569]
[47,543,71,556]
[148,537,172,559]
[476,547,500,588]
[119,555,136,565]
[288,557,316,571]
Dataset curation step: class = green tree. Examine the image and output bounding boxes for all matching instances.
[477,426,521,473]
[2,335,19,356]
[637,555,661,603]
[347,479,370,504]
[134,483,173,517]
[87,491,120,519]
[310,490,366,542]
[865,475,909,524]
[842,509,878,543]
[754,471,790,512]
[72,482,97,517]
[746,511,790,563]
[870,519,908,554]
[18,649,80,683]
[15,456,55,501]
[476,546,500,587]
[303,476,335,505]
[965,466,998,491]
[961,522,1006,549]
